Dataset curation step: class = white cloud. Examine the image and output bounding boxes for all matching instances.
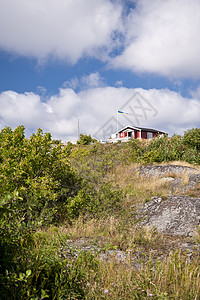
[0,0,122,63]
[112,0,200,78]
[1,0,200,79]
[62,72,105,90]
[0,86,199,141]
[115,80,123,87]
[63,78,79,90]
[190,86,200,99]
[0,91,48,127]
[80,72,105,88]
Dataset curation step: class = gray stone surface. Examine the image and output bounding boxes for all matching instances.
[137,195,200,236]
[61,165,200,263]
[139,164,200,192]
[139,165,196,177]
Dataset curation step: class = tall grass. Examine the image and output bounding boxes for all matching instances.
[83,250,200,299]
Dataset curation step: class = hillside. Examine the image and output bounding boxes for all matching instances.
[0,126,200,299]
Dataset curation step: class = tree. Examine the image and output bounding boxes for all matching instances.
[77,134,96,145]
[0,126,82,225]
[183,128,200,150]
[0,126,91,298]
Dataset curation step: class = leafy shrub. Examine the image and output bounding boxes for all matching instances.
[183,128,200,150]
[1,227,99,300]
[128,134,199,164]
[0,126,92,299]
[0,126,82,225]
[77,134,96,145]
[128,139,146,162]
[87,183,125,217]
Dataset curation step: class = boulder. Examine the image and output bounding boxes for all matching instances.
[137,195,200,236]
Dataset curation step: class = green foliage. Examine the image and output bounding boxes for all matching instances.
[94,183,124,216]
[0,126,90,299]
[0,192,32,278]
[77,134,96,145]
[146,134,185,162]
[0,126,82,225]
[65,188,93,220]
[1,229,99,300]
[68,142,130,185]
[183,128,200,150]
[1,125,200,298]
[65,182,125,219]
[128,132,200,164]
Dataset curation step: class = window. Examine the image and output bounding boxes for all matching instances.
[147,132,153,139]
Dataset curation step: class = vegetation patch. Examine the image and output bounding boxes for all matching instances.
[0,126,200,299]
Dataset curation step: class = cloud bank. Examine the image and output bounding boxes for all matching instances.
[112,0,200,78]
[0,0,122,63]
[0,86,199,141]
[1,0,200,78]
[0,1,200,139]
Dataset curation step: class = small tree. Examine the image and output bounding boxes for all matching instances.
[183,128,200,150]
[77,134,96,145]
[0,126,82,225]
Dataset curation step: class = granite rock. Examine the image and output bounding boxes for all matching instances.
[137,195,200,236]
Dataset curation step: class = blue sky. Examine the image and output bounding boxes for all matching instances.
[0,0,200,141]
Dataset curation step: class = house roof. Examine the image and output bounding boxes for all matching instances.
[117,125,166,134]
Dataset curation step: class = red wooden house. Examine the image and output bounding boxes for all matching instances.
[111,125,166,141]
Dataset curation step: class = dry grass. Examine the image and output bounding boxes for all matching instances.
[108,161,200,206]
[186,184,200,197]
[60,216,120,240]
[105,163,139,188]
[83,250,200,300]
[161,160,200,170]
[55,216,187,260]
[58,159,200,252]
[36,222,200,299]
[106,163,170,209]
[37,157,200,299]
[195,226,200,244]
[58,157,200,298]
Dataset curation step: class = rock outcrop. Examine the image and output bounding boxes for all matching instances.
[137,164,200,236]
[139,165,196,177]
[137,195,200,236]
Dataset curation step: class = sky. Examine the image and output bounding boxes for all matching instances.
[0,0,200,141]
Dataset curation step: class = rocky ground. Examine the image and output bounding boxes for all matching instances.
[139,164,200,191]
[137,195,200,236]
[64,164,200,264]
[138,164,200,236]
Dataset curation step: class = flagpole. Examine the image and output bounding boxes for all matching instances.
[78,118,80,139]
[117,110,130,138]
[117,111,118,135]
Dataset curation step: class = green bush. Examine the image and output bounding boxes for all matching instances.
[183,128,200,150]
[0,126,83,225]
[146,135,183,162]
[77,134,96,145]
[127,133,200,164]
[0,126,93,299]
[1,227,99,300]
[128,139,146,162]
[85,183,125,217]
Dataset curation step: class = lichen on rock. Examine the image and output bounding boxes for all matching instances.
[137,195,200,236]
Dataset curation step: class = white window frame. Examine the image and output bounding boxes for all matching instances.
[147,132,153,139]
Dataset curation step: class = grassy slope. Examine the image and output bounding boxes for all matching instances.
[42,141,200,299]
[2,130,200,299]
